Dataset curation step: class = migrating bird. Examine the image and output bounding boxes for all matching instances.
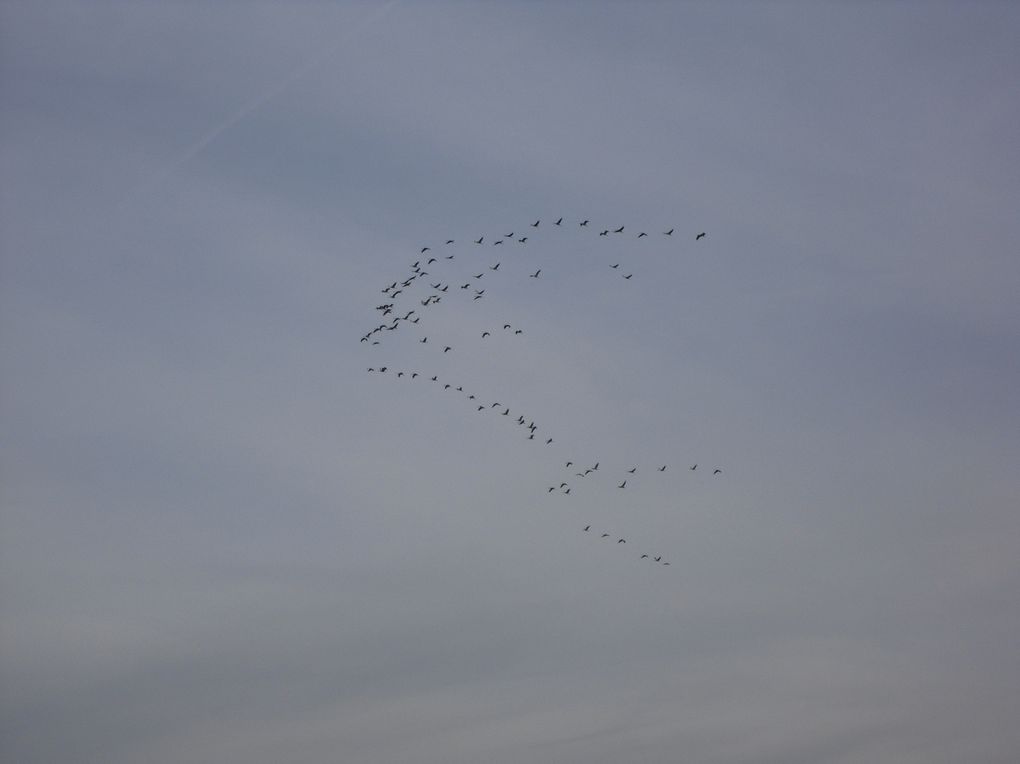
[690,464,697,471]
[614,226,624,233]
[580,220,589,226]
[695,232,706,240]
[601,533,610,538]
[514,329,523,335]
[444,346,452,353]
[546,438,553,444]
[493,240,503,245]
[530,269,541,278]
[617,539,626,544]
[618,481,627,489]
[713,468,723,475]
[518,237,528,243]
[659,465,667,471]
[583,526,590,532]
[627,467,636,473]
[641,554,649,559]
[637,232,647,238]
[475,237,484,244]
[446,239,455,244]
[664,229,673,236]
[421,247,430,253]
[531,220,540,227]
[610,263,619,269]
[490,262,500,270]
[599,229,609,236]
[482,331,490,337]
[623,274,633,279]
[555,217,563,225]
[504,324,512,330]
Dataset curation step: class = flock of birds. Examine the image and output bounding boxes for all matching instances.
[363,217,720,568]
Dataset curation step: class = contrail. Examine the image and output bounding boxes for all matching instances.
[118,0,398,211]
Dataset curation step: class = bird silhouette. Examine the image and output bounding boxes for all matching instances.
[444,346,451,353]
[617,539,626,543]
[618,481,627,489]
[446,239,455,244]
[627,467,637,473]
[531,220,540,227]
[637,232,647,238]
[659,465,667,471]
[614,226,624,233]
[530,269,541,278]
[664,229,673,236]
[601,533,610,538]
[580,219,589,226]
[555,217,563,225]
[583,525,590,532]
[690,464,697,471]
[713,468,722,475]
[490,262,500,270]
[695,232,706,240]
[623,274,633,279]
[599,230,609,236]
[475,237,484,244]
[482,331,490,337]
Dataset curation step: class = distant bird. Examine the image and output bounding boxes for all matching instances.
[627,467,636,473]
[637,232,647,238]
[502,408,509,415]
[580,220,589,226]
[663,562,670,566]
[378,367,387,372]
[583,525,590,532]
[444,346,452,353]
[474,273,484,279]
[623,274,633,279]
[421,247,430,253]
[411,372,418,378]
[473,294,483,300]
[546,438,553,444]
[690,464,697,471]
[490,262,500,270]
[518,237,528,243]
[446,239,455,244]
[444,384,451,389]
[611,263,619,269]
[461,283,470,289]
[482,331,490,337]
[531,220,540,227]
[659,465,667,471]
[617,539,626,543]
[599,230,609,236]
[478,405,484,411]
[713,468,722,475]
[654,556,661,562]
[664,229,673,236]
[618,481,627,489]
[548,487,556,492]
[641,554,649,559]
[530,269,541,278]
[515,329,523,335]
[396,372,404,377]
[504,324,512,330]
[565,461,573,467]
[592,462,599,470]
[493,240,503,245]
[695,232,706,240]
[614,226,624,233]
[601,533,610,538]
[555,217,563,225]
[431,376,437,381]
[475,237,484,244]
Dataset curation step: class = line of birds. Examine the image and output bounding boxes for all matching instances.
[360,217,708,347]
[363,216,717,569]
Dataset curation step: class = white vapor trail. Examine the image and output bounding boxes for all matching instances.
[117,0,398,211]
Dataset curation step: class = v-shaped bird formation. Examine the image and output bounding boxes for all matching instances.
[362,216,721,569]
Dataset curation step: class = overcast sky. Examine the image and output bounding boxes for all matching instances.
[2,2,1019,763]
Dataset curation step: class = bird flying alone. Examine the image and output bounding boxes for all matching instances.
[695,232,706,240]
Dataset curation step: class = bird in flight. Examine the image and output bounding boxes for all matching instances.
[531,220,540,227]
[490,262,501,271]
[690,464,697,471]
[580,220,589,226]
[482,331,490,337]
[713,468,723,475]
[599,230,609,236]
[614,226,624,233]
[637,232,647,238]
[530,269,541,278]
[475,237,484,244]
[583,526,590,532]
[663,229,673,236]
[695,232,706,240]
[627,467,636,473]
[444,346,452,353]
[618,480,627,489]
[555,217,563,225]
[446,239,455,244]
[659,465,667,471]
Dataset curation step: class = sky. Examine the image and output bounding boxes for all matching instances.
[1,2,1019,762]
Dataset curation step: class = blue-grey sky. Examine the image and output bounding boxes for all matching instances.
[2,3,1019,763]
